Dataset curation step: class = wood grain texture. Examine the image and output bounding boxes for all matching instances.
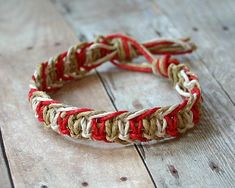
[0,0,154,187]
[53,0,235,187]
[155,0,235,104]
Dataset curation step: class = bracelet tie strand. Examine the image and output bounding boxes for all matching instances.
[28,33,202,145]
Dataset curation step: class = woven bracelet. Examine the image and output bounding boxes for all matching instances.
[28,33,202,145]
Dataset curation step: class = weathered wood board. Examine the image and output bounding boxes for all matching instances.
[0,0,234,187]
[0,0,154,187]
[54,0,235,187]
[156,0,235,103]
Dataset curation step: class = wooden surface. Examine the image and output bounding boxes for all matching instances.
[0,0,234,187]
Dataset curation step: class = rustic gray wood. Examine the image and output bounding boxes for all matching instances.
[54,0,235,187]
[0,0,154,187]
[155,0,235,104]
[1,0,235,187]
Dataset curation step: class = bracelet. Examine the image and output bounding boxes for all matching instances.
[28,33,202,145]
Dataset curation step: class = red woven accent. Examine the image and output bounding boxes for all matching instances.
[58,108,92,135]
[91,119,106,141]
[28,88,38,101]
[122,38,131,60]
[143,40,194,55]
[128,108,159,141]
[41,62,48,90]
[55,53,65,81]
[168,100,188,117]
[106,34,154,63]
[165,115,179,137]
[191,104,200,124]
[191,87,201,124]
[36,100,58,122]
[129,120,147,142]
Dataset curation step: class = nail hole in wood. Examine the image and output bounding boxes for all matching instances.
[54,42,61,46]
[192,27,198,32]
[132,99,143,109]
[120,176,128,181]
[155,30,162,37]
[81,181,88,187]
[168,165,179,178]
[79,34,87,42]
[41,185,48,188]
[26,46,33,50]
[222,26,229,31]
[209,161,220,173]
[64,3,71,14]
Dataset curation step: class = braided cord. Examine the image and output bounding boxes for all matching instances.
[28,33,202,145]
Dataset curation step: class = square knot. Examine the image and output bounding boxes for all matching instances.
[152,56,180,77]
[111,38,137,62]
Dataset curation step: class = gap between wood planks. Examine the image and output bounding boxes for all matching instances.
[75,27,158,188]
[50,2,160,186]
[95,70,157,187]
[0,128,14,188]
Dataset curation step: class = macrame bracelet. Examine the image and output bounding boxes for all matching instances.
[28,33,202,145]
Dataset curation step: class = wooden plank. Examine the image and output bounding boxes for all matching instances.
[0,0,154,187]
[53,0,235,187]
[0,133,12,188]
[154,0,235,104]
